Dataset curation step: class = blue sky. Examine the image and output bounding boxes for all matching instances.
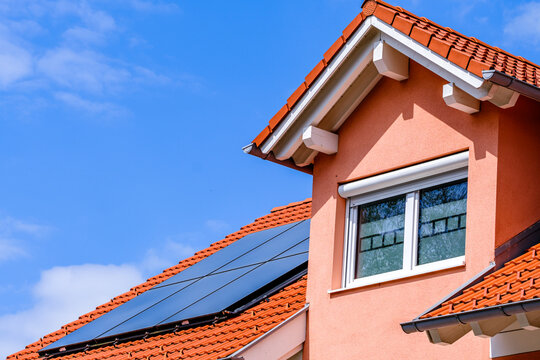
[1,0,538,357]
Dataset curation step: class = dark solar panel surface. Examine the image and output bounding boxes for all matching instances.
[42,220,309,352]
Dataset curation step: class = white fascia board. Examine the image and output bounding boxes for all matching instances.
[260,17,376,157]
[228,305,308,360]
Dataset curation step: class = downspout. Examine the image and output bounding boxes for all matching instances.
[242,143,313,175]
[482,69,540,102]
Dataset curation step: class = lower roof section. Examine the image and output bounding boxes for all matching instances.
[401,221,540,345]
[8,199,312,360]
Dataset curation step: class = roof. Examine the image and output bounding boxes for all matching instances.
[9,199,312,360]
[421,241,540,319]
[252,0,540,148]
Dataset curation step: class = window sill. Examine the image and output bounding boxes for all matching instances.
[328,256,465,295]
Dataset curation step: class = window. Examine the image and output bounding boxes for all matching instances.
[340,152,468,288]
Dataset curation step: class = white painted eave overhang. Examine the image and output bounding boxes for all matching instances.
[257,16,521,168]
[219,304,309,360]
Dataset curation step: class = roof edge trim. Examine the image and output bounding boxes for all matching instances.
[483,70,540,102]
[400,298,540,334]
[243,143,313,175]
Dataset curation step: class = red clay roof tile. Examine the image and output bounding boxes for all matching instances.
[429,37,451,58]
[342,12,366,40]
[448,47,471,69]
[323,36,345,64]
[253,125,271,147]
[251,0,540,150]
[421,242,540,319]
[8,199,312,360]
[392,15,414,36]
[410,26,432,46]
[373,5,396,25]
[287,82,308,109]
[269,104,290,130]
[305,60,327,87]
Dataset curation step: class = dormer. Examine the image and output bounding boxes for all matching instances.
[246,1,540,358]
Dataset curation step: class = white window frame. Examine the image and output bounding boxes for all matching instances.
[339,152,469,289]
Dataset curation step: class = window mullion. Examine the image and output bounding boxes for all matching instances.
[402,192,416,271]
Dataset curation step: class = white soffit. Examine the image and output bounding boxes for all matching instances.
[260,16,504,165]
[228,305,308,360]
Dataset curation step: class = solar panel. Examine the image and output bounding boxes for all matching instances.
[41,219,309,355]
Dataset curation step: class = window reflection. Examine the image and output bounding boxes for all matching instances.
[355,196,405,278]
[417,180,467,265]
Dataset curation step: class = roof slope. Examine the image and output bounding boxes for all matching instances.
[422,241,540,319]
[252,0,540,147]
[9,199,312,360]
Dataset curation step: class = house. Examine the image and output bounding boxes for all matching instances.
[9,0,540,359]
[245,0,539,358]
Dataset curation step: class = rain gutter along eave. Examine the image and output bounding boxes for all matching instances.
[482,69,540,102]
[401,298,540,334]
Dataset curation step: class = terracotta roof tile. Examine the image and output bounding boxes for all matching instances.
[251,0,540,149]
[323,36,345,64]
[287,82,308,109]
[421,242,540,319]
[305,60,327,87]
[8,199,312,360]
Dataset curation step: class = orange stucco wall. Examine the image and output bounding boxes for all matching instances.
[494,96,540,247]
[304,60,540,359]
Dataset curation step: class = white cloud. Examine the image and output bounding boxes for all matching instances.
[141,239,197,274]
[55,91,129,118]
[62,26,106,45]
[0,238,26,261]
[0,216,49,237]
[0,264,144,360]
[51,1,116,32]
[0,34,33,88]
[205,219,230,232]
[504,2,540,44]
[0,216,50,262]
[38,48,130,94]
[129,0,180,13]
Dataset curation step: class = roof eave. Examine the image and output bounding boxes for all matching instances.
[243,143,313,175]
[252,16,512,170]
[400,298,540,334]
[483,69,540,102]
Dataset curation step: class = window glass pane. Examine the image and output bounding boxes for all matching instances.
[355,196,405,278]
[417,180,467,265]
